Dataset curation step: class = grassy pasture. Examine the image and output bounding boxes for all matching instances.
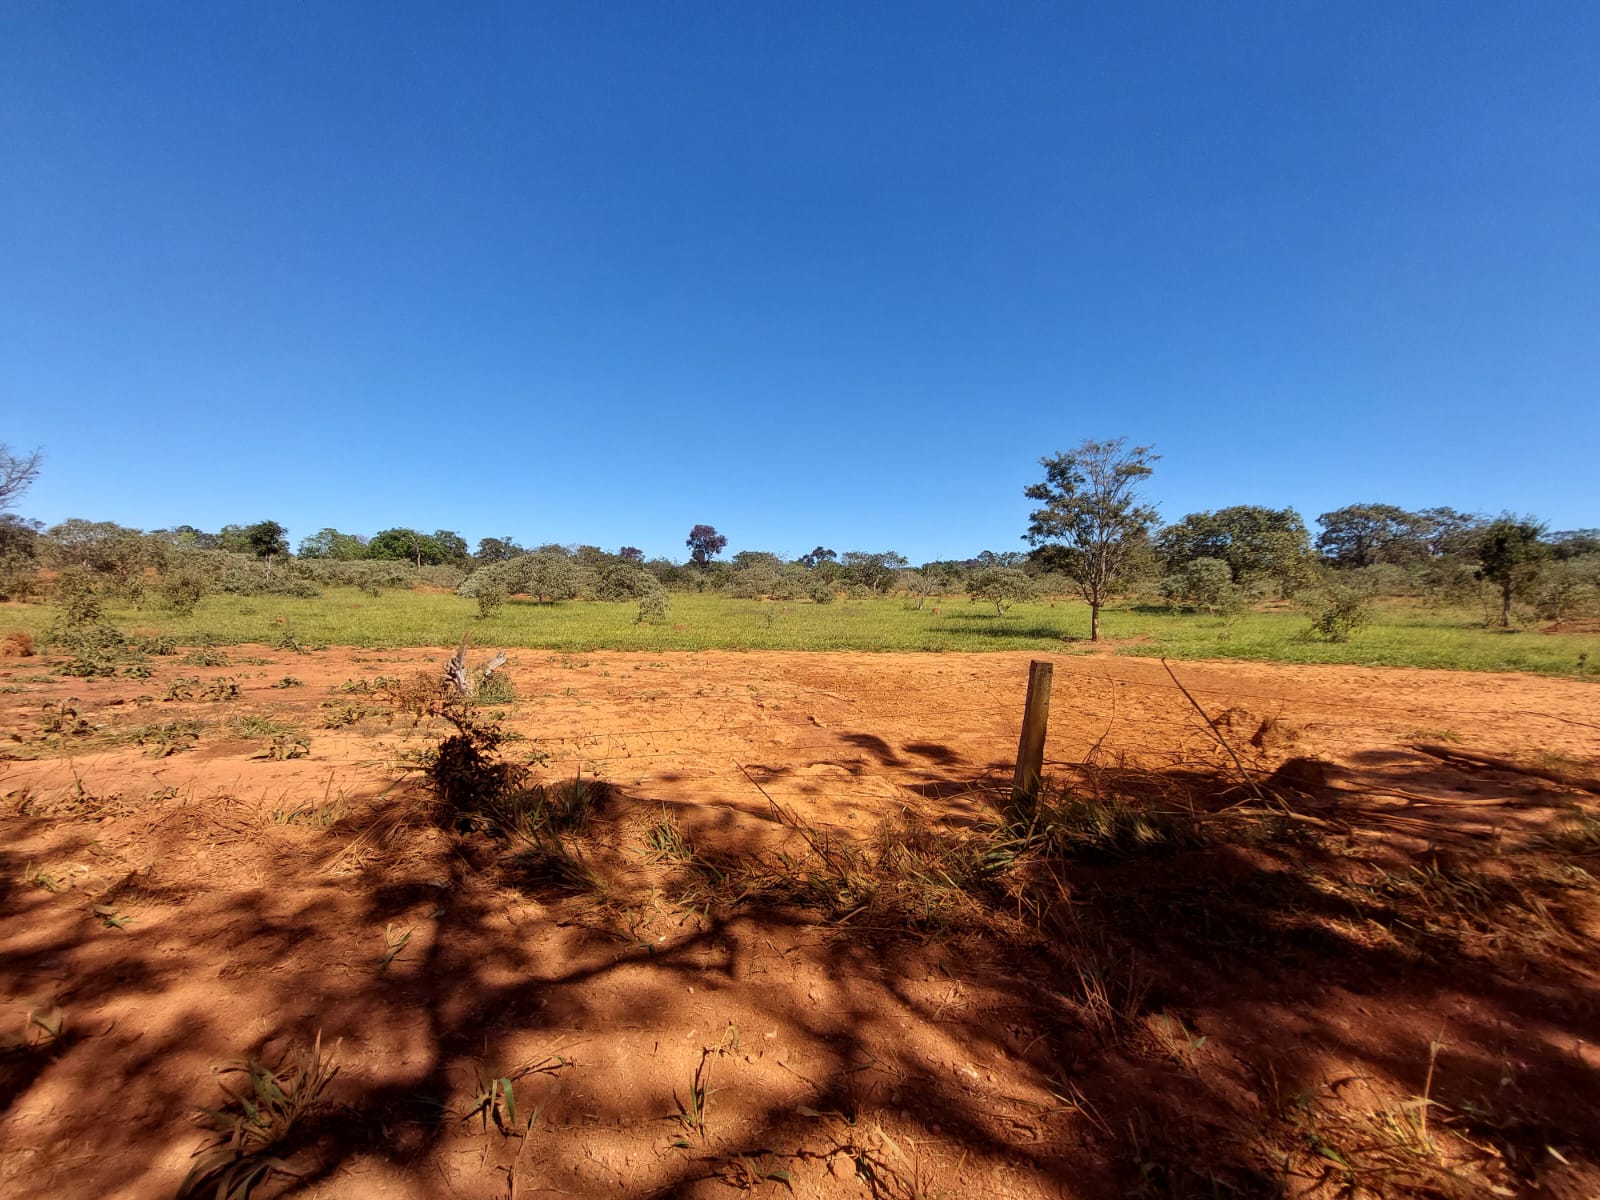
[4,586,1596,675]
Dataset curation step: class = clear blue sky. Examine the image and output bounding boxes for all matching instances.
[4,2,1596,561]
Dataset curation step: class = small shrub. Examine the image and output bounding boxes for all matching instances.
[476,580,509,619]
[1306,586,1373,643]
[182,647,231,667]
[264,732,311,760]
[475,669,516,705]
[319,701,369,728]
[135,634,179,655]
[636,586,670,625]
[160,571,207,616]
[130,720,203,757]
[274,629,307,653]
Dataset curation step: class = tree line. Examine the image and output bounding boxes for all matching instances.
[1,440,1595,636]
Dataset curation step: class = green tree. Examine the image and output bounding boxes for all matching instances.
[1550,529,1600,561]
[369,527,446,567]
[297,527,369,560]
[1416,507,1486,558]
[476,536,524,563]
[1024,438,1159,642]
[840,550,908,593]
[431,529,470,565]
[41,519,166,590]
[1315,504,1428,568]
[1158,557,1244,614]
[686,524,728,568]
[241,520,289,580]
[520,552,579,604]
[1476,516,1548,627]
[967,567,1036,615]
[1157,505,1311,595]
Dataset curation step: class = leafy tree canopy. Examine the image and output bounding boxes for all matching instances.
[1315,504,1429,568]
[298,527,369,560]
[1024,437,1159,641]
[1157,505,1311,595]
[686,524,728,568]
[1476,515,1548,627]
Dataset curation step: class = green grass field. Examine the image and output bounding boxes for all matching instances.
[4,587,1597,677]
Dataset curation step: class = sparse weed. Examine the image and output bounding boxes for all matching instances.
[38,699,92,737]
[178,1034,338,1200]
[92,902,133,929]
[670,1046,718,1147]
[127,719,204,757]
[270,676,304,689]
[25,861,87,892]
[182,647,232,667]
[461,1053,568,1136]
[319,701,370,728]
[377,923,412,971]
[268,798,346,827]
[228,714,300,740]
[263,732,311,760]
[503,833,605,898]
[273,629,309,653]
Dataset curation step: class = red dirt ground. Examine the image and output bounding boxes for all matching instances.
[2,645,1598,1199]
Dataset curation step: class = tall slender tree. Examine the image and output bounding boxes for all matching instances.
[1024,438,1159,642]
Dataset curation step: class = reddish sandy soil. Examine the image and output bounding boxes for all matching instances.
[2,645,1599,1199]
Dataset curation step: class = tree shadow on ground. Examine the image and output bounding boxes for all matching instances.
[2,746,1598,1199]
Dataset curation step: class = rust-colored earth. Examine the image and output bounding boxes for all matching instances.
[3,645,1598,1199]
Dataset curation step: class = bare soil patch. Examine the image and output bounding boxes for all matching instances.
[2,646,1598,1199]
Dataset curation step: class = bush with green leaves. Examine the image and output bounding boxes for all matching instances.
[160,569,207,616]
[459,552,578,605]
[45,570,135,675]
[636,584,670,625]
[966,567,1037,615]
[1157,557,1246,615]
[476,580,509,619]
[1305,584,1374,642]
[1533,557,1600,622]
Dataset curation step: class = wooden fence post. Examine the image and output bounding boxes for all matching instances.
[1010,660,1053,820]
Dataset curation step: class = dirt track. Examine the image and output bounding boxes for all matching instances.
[3,647,1599,1199]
